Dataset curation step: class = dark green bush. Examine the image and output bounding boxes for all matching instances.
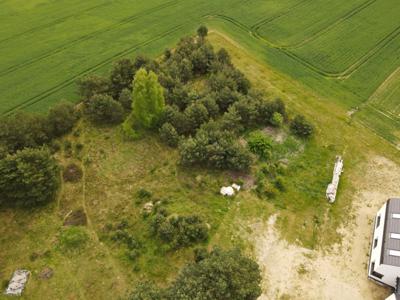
[290,115,314,138]
[247,131,273,160]
[47,102,78,138]
[84,94,124,124]
[159,123,180,147]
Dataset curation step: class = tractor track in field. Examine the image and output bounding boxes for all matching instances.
[269,0,378,49]
[0,2,110,45]
[0,0,181,77]
[2,23,187,115]
[250,0,311,32]
[208,9,400,80]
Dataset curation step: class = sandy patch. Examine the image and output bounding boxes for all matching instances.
[253,156,400,300]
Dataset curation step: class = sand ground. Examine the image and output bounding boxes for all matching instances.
[254,156,400,300]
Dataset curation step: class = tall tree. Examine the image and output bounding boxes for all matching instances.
[123,68,165,136]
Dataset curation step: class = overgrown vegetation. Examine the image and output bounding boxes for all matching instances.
[129,248,262,300]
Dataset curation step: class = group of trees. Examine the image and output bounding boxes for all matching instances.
[129,248,262,300]
[0,102,78,156]
[0,102,78,207]
[77,25,313,171]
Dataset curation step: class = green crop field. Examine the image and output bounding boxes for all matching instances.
[0,0,399,144]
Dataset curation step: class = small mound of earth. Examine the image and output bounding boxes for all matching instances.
[229,171,255,190]
[63,163,83,183]
[263,126,286,143]
[39,267,53,280]
[63,208,87,226]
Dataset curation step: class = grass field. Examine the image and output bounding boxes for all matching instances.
[0,0,399,145]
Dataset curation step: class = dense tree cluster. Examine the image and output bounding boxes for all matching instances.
[76,25,313,170]
[0,102,78,156]
[128,248,262,300]
[0,148,59,207]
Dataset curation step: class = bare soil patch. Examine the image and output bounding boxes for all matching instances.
[253,156,399,299]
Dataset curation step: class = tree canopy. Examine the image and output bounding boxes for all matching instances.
[0,147,60,207]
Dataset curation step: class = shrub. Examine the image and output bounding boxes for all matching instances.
[47,102,78,138]
[151,213,209,249]
[0,147,59,207]
[84,94,124,124]
[271,112,283,127]
[290,115,314,138]
[137,188,152,200]
[109,58,135,98]
[274,176,286,192]
[159,123,180,147]
[128,281,163,300]
[247,131,273,160]
[63,163,83,182]
[59,226,89,251]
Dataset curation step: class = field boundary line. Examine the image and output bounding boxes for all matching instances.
[0,2,110,45]
[0,0,181,77]
[2,24,187,115]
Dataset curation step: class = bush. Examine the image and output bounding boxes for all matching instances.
[109,58,135,98]
[136,188,152,200]
[59,226,89,252]
[84,94,124,124]
[290,115,314,138]
[47,102,78,137]
[63,163,83,182]
[128,281,163,300]
[0,148,59,207]
[271,112,283,127]
[247,131,273,160]
[159,123,180,147]
[150,213,209,249]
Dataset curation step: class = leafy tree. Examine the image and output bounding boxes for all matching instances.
[159,123,180,147]
[109,58,136,98]
[128,281,163,300]
[0,111,50,154]
[197,25,208,39]
[162,105,190,135]
[199,95,219,118]
[0,147,59,207]
[77,75,110,100]
[214,87,240,112]
[84,94,124,124]
[290,115,314,138]
[118,88,133,111]
[191,43,215,75]
[184,102,209,132]
[124,68,165,134]
[216,48,232,66]
[47,102,78,138]
[167,248,262,300]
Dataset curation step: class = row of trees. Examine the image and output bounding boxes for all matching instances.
[129,248,262,300]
